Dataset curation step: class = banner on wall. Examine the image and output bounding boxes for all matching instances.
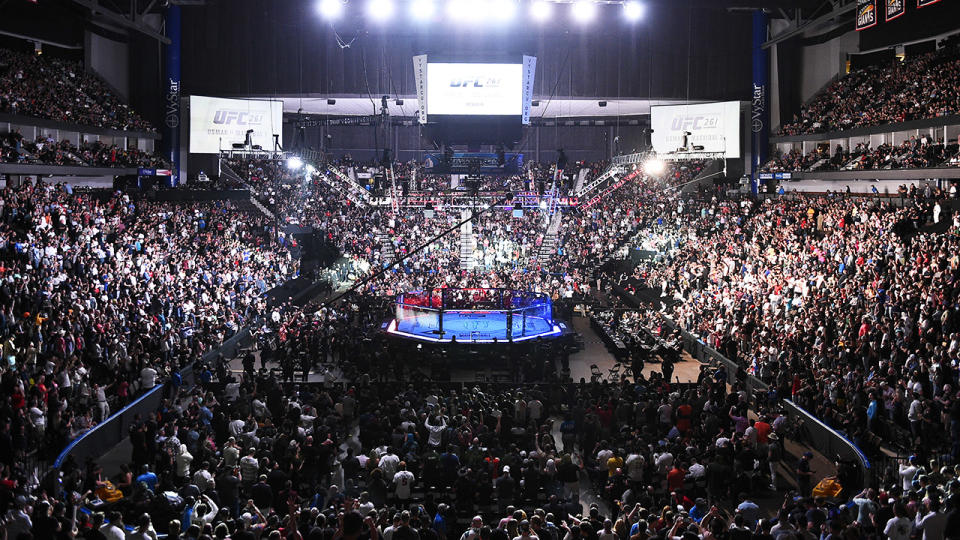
[856,0,878,30]
[521,55,537,125]
[886,0,906,20]
[918,0,941,7]
[413,55,428,124]
[423,152,523,175]
[188,96,283,154]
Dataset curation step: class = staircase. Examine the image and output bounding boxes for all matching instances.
[219,161,276,220]
[536,212,564,266]
[459,210,477,270]
[219,161,248,187]
[249,197,277,220]
[379,232,397,266]
[388,165,399,213]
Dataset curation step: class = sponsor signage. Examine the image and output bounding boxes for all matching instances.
[423,152,523,175]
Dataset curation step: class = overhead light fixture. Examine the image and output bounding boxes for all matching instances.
[530,0,552,22]
[367,0,395,22]
[410,0,436,21]
[571,0,596,23]
[623,1,644,22]
[317,0,344,20]
[287,156,304,171]
[490,0,516,21]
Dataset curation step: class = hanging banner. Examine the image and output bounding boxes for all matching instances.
[163,3,181,187]
[918,0,941,7]
[521,55,537,126]
[886,0,906,20]
[413,55,428,124]
[750,10,768,194]
[856,0,878,30]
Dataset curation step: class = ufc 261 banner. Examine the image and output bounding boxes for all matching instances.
[857,0,878,30]
[886,0,905,21]
[917,0,941,7]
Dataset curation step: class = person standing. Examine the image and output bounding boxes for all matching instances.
[796,452,815,496]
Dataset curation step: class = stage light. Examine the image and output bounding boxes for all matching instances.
[643,157,666,176]
[367,0,395,22]
[571,0,596,22]
[530,0,552,22]
[410,0,436,20]
[446,0,470,21]
[287,156,304,171]
[623,1,644,22]
[305,164,316,174]
[317,0,344,19]
[490,0,516,21]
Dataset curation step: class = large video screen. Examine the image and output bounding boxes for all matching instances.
[189,96,283,154]
[650,101,741,158]
[426,63,523,116]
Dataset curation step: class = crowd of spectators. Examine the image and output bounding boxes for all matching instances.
[0,48,155,132]
[0,182,297,475]
[9,139,960,540]
[779,45,960,136]
[1,132,169,169]
[761,138,960,173]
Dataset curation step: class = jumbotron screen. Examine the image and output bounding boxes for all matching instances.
[426,63,523,116]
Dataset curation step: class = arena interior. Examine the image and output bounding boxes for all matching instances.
[3,0,960,538]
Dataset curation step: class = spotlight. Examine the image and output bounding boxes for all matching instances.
[490,0,516,21]
[447,0,472,21]
[305,164,317,174]
[367,0,395,22]
[571,0,596,22]
[643,157,666,176]
[623,1,644,22]
[317,0,344,19]
[287,156,304,170]
[410,0,435,20]
[530,0,552,22]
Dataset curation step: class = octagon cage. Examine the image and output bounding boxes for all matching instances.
[387,288,560,343]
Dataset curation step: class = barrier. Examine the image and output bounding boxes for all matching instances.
[610,283,873,491]
[52,327,252,469]
[782,399,871,492]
